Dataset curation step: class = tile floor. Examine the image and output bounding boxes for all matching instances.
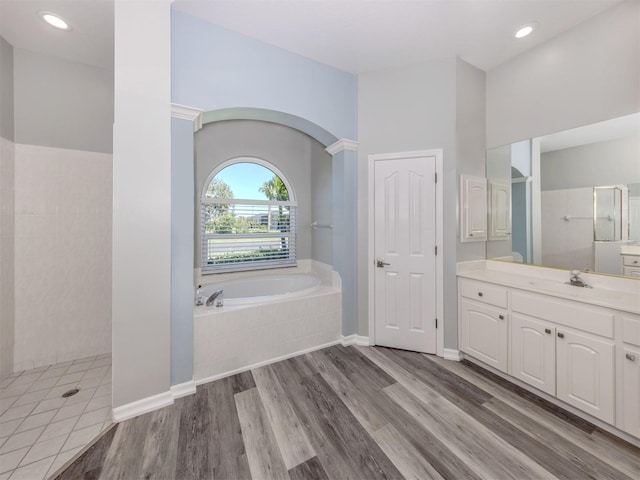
[0,354,112,480]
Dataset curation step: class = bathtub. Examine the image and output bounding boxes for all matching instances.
[199,273,321,306]
[194,266,341,384]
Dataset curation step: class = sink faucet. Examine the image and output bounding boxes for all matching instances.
[206,289,224,307]
[569,270,591,288]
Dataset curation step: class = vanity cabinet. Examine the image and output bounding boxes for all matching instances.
[555,329,615,424]
[511,314,556,396]
[459,280,508,372]
[621,254,640,277]
[458,276,636,438]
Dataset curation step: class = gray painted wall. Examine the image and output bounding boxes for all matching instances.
[541,135,640,191]
[487,0,640,149]
[0,36,14,142]
[13,48,113,153]
[194,120,332,267]
[357,58,486,349]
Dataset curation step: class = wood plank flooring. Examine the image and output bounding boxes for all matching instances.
[54,346,639,480]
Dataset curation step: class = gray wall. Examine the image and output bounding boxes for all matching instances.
[13,48,113,153]
[357,58,486,349]
[541,135,640,191]
[310,140,333,265]
[487,0,640,149]
[194,120,331,267]
[0,36,14,142]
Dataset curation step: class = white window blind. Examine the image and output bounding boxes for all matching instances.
[201,198,297,273]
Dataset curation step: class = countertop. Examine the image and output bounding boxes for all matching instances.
[458,262,640,315]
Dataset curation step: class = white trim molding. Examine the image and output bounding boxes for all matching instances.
[171,103,204,132]
[341,334,370,346]
[170,379,197,399]
[112,390,174,423]
[325,138,359,155]
[444,349,464,361]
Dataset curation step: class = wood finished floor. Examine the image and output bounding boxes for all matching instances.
[54,346,639,480]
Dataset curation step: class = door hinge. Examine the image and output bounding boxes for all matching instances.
[435,245,438,256]
[435,318,438,329]
[435,172,438,183]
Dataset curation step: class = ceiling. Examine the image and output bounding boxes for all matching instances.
[0,0,624,73]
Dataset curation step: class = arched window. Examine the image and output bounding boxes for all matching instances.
[201,159,297,273]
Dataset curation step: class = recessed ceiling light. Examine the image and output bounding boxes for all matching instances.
[39,11,72,31]
[515,25,534,39]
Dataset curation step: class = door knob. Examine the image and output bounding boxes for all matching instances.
[626,353,637,362]
[557,332,565,339]
[376,258,390,268]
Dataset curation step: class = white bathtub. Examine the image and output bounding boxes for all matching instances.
[194,267,341,384]
[199,273,321,306]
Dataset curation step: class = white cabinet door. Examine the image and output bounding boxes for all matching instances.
[511,314,556,396]
[460,175,487,242]
[459,298,508,372]
[489,181,511,240]
[556,330,615,423]
[621,346,640,437]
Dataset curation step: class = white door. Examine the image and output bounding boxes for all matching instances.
[373,155,437,353]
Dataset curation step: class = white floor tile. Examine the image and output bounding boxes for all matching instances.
[0,447,29,474]
[85,394,111,413]
[0,471,11,480]
[62,424,102,452]
[93,383,111,398]
[82,366,109,380]
[25,378,58,394]
[90,357,112,369]
[77,376,101,390]
[46,446,81,478]
[0,397,18,417]
[11,390,48,409]
[51,402,87,423]
[56,372,85,387]
[14,411,56,434]
[0,404,36,424]
[8,455,55,480]
[0,419,23,440]
[8,373,41,388]
[44,385,78,401]
[38,418,77,444]
[37,367,67,381]
[0,427,45,455]
[74,407,110,431]
[18,434,66,467]
[64,362,92,375]
[0,385,30,401]
[30,397,65,416]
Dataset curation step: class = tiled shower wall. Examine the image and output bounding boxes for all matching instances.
[0,136,15,379]
[541,187,594,271]
[13,144,112,371]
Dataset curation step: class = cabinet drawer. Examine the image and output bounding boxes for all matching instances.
[460,279,508,308]
[622,314,640,347]
[511,291,614,338]
[622,266,640,277]
[622,255,640,267]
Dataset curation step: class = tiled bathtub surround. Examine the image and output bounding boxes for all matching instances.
[194,263,342,383]
[13,143,112,371]
[0,354,112,480]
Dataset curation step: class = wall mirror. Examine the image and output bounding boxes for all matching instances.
[486,112,640,278]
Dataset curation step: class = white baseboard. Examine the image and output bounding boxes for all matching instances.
[341,334,370,346]
[444,348,463,361]
[195,338,342,386]
[112,390,174,423]
[170,379,197,399]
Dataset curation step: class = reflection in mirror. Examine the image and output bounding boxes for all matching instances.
[486,112,640,278]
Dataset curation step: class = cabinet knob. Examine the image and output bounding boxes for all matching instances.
[545,328,551,334]
[478,292,483,297]
[557,332,565,339]
[498,314,504,320]
[634,260,638,264]
[626,353,637,362]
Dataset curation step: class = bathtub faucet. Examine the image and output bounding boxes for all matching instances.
[206,289,224,307]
